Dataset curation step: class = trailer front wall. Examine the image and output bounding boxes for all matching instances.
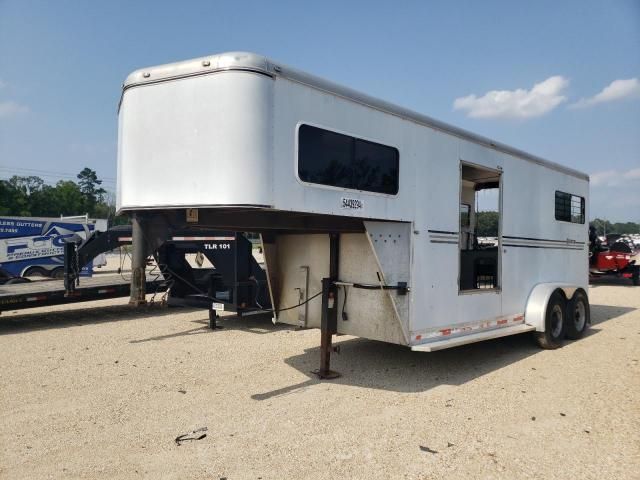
[275,233,407,345]
[117,71,274,211]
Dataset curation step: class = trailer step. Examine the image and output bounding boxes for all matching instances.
[411,324,536,352]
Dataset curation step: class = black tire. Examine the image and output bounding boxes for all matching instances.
[632,267,639,286]
[6,277,31,284]
[50,268,65,280]
[23,266,48,278]
[565,290,590,340]
[535,291,567,349]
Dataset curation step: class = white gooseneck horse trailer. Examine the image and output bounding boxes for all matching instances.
[117,52,590,378]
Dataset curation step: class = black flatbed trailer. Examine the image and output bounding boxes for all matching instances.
[0,275,164,313]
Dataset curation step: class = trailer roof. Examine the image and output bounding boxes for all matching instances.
[122,52,589,181]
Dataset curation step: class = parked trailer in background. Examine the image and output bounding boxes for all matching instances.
[0,215,107,281]
[1,225,268,316]
[117,52,590,377]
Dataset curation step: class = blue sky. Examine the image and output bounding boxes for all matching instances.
[0,0,638,221]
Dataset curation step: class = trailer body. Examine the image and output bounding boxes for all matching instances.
[117,52,589,362]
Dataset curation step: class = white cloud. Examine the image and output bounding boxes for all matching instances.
[571,78,640,108]
[590,167,640,221]
[591,167,640,187]
[453,76,569,119]
[0,100,29,118]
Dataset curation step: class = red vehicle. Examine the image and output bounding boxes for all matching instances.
[589,229,639,285]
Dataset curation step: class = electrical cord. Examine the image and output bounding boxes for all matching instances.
[148,260,174,306]
[157,261,323,315]
[153,261,402,315]
[134,225,402,315]
[341,284,348,321]
[271,290,323,313]
[118,246,132,282]
[251,276,264,310]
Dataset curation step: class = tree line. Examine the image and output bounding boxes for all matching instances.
[0,168,124,225]
[474,211,638,237]
[1,172,639,235]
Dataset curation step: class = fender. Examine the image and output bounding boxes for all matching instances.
[524,283,582,332]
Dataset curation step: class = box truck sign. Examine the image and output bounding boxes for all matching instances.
[0,217,95,277]
[2,226,82,261]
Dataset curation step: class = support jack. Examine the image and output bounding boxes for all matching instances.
[208,310,224,330]
[313,233,341,379]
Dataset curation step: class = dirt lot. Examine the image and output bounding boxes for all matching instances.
[0,281,638,480]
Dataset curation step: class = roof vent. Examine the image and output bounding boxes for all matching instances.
[202,60,211,67]
[142,72,150,78]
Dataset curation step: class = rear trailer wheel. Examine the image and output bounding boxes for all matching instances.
[565,290,590,340]
[535,291,567,349]
[50,268,64,280]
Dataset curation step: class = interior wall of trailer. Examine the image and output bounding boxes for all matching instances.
[460,180,476,250]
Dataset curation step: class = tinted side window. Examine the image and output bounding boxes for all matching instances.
[298,124,399,195]
[555,190,585,224]
[298,126,352,188]
[353,138,399,194]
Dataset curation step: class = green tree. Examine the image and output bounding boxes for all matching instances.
[590,219,639,235]
[612,222,640,234]
[9,175,45,196]
[77,167,106,213]
[0,180,18,215]
[476,211,500,237]
[2,177,31,215]
[590,218,612,236]
[29,184,58,216]
[52,180,85,216]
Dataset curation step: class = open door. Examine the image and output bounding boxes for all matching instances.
[459,162,501,292]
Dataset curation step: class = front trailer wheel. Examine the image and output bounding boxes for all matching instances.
[565,290,590,340]
[535,291,567,349]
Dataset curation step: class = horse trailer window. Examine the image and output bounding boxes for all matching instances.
[555,191,585,224]
[298,124,399,195]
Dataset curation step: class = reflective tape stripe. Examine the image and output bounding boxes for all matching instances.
[171,236,235,241]
[26,295,47,302]
[412,313,526,342]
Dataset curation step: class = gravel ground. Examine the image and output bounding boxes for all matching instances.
[0,282,638,479]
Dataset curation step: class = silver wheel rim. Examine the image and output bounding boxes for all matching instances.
[573,300,586,332]
[551,304,563,338]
